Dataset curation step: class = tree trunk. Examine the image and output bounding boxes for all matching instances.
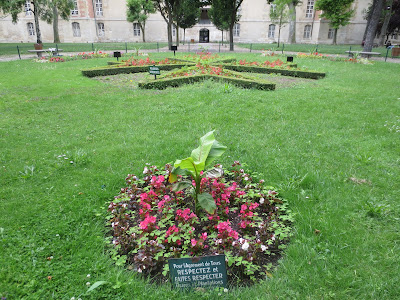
[379,1,393,46]
[33,3,42,44]
[53,4,60,43]
[333,28,338,45]
[229,25,234,51]
[288,2,296,44]
[167,21,173,49]
[141,23,146,42]
[278,25,281,47]
[363,0,385,52]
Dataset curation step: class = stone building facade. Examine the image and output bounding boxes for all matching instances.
[1,0,396,45]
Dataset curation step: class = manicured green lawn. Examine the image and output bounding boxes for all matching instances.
[0,53,399,299]
[0,42,168,56]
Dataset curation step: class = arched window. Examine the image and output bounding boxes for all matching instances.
[268,24,276,38]
[97,23,105,36]
[304,25,312,38]
[233,24,240,37]
[27,22,35,36]
[72,22,81,37]
[133,23,141,36]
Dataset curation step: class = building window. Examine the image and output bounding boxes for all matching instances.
[268,24,276,38]
[270,4,276,13]
[304,25,312,38]
[233,23,240,37]
[306,0,314,18]
[97,22,105,36]
[71,0,78,15]
[133,23,141,36]
[95,0,103,16]
[27,22,35,36]
[72,22,81,37]
[25,1,32,16]
[328,28,335,39]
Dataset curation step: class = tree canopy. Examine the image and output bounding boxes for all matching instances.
[127,0,156,42]
[315,0,355,44]
[209,0,243,51]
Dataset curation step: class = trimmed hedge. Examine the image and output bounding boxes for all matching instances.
[222,64,325,79]
[82,63,195,77]
[138,74,275,90]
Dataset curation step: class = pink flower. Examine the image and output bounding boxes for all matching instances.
[201,232,207,240]
[191,239,197,247]
[139,215,156,231]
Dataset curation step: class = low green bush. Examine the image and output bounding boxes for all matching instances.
[222,64,325,79]
[138,74,275,90]
[81,63,195,77]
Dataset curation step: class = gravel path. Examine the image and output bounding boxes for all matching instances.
[1,43,399,63]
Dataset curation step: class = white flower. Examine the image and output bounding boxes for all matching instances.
[244,176,249,181]
[143,167,148,174]
[259,197,265,204]
[271,234,276,241]
[86,282,91,287]
[224,288,228,293]
[261,245,267,252]
[70,297,75,300]
[86,274,91,278]
[242,241,249,251]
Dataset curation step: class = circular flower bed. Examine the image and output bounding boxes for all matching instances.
[107,161,293,285]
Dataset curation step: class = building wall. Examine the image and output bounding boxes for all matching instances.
[0,0,394,45]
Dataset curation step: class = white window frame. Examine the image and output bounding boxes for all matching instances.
[97,22,105,36]
[25,1,32,16]
[268,24,276,38]
[95,0,103,17]
[304,25,312,38]
[270,4,276,13]
[306,0,314,18]
[72,22,81,37]
[233,23,240,37]
[133,23,141,36]
[71,0,78,15]
[328,28,335,39]
[27,22,35,36]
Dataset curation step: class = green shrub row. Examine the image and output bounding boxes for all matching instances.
[138,74,275,90]
[222,64,326,79]
[81,63,195,77]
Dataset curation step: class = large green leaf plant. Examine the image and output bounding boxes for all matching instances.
[169,130,227,214]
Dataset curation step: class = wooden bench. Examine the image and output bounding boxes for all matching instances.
[28,48,63,58]
[345,51,381,59]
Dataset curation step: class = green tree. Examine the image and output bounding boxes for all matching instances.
[176,0,201,44]
[0,0,74,44]
[268,0,290,47]
[315,0,355,44]
[209,0,243,51]
[127,0,156,42]
[268,0,301,44]
[152,0,179,49]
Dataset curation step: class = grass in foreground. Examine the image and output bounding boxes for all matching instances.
[0,53,399,299]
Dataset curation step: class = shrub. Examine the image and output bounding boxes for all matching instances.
[222,64,326,79]
[107,161,292,284]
